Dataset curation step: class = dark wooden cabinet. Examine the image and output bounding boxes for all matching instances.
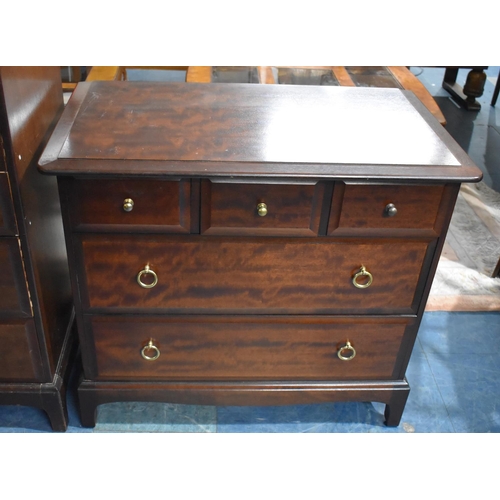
[0,67,75,431]
[39,82,482,427]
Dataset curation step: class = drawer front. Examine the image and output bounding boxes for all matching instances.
[329,183,444,235]
[0,319,39,381]
[201,180,327,236]
[66,178,192,232]
[0,173,17,236]
[77,234,432,314]
[0,238,32,317]
[88,315,412,381]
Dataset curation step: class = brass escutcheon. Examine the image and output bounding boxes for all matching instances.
[337,340,356,361]
[141,339,160,360]
[137,264,158,288]
[352,265,373,289]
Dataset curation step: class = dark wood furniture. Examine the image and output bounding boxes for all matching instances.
[0,67,75,431]
[442,67,488,111]
[492,69,500,107]
[39,82,482,427]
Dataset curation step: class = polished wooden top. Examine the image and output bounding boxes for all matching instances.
[39,81,482,182]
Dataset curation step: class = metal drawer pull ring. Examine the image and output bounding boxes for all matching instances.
[137,264,158,288]
[352,265,373,289]
[338,341,356,361]
[141,339,160,361]
[123,198,134,212]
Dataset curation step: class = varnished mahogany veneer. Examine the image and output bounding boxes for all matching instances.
[67,178,192,232]
[76,234,433,315]
[0,67,76,431]
[329,183,445,236]
[88,315,413,382]
[201,180,328,236]
[40,82,482,428]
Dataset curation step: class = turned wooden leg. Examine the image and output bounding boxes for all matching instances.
[384,388,410,427]
[442,67,487,111]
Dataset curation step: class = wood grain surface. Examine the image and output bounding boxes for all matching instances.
[329,183,445,234]
[67,177,191,232]
[39,82,482,182]
[76,234,432,314]
[201,180,326,236]
[89,315,410,381]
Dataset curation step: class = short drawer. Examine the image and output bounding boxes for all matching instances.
[0,238,32,317]
[201,180,327,236]
[0,319,40,382]
[77,234,433,315]
[64,177,192,232]
[328,183,445,235]
[0,173,17,236]
[87,315,412,381]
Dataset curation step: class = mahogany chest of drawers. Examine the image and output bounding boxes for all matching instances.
[39,81,482,427]
[0,67,75,431]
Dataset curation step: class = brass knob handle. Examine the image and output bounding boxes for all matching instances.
[384,203,397,217]
[137,264,158,288]
[141,339,160,361]
[352,265,373,289]
[337,341,356,361]
[257,202,268,217]
[123,198,134,212]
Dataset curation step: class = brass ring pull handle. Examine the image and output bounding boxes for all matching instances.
[352,265,373,289]
[141,339,160,361]
[257,202,268,217]
[137,264,158,288]
[123,198,134,212]
[384,203,397,217]
[337,341,356,361]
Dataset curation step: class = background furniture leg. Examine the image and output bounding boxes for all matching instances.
[443,67,487,110]
[491,69,500,106]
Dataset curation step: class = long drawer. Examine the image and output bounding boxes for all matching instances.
[75,234,434,315]
[86,315,414,382]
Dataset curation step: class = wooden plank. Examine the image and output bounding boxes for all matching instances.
[86,66,125,81]
[62,82,77,91]
[331,67,355,86]
[186,66,211,83]
[388,66,446,126]
[258,66,276,84]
